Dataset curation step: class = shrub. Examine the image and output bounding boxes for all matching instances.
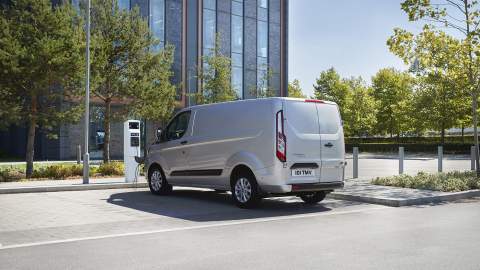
[97,162,124,176]
[372,171,480,192]
[32,164,83,179]
[0,168,25,182]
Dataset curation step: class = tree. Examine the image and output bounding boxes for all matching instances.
[388,0,480,173]
[371,68,415,139]
[0,0,85,177]
[88,0,177,162]
[196,34,237,104]
[251,67,277,98]
[288,79,306,98]
[343,77,378,137]
[313,68,350,119]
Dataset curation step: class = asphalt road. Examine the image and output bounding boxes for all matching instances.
[0,188,479,270]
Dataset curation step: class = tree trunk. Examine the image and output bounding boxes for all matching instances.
[103,99,111,163]
[440,121,445,146]
[25,97,37,178]
[461,124,465,143]
[473,92,480,174]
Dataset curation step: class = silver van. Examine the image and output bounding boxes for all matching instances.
[145,97,346,208]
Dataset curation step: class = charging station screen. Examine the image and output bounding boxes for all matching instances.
[129,122,139,130]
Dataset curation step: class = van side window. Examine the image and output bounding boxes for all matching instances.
[165,111,191,141]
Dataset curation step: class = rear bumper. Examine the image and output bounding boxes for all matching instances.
[260,181,344,194]
[291,181,344,192]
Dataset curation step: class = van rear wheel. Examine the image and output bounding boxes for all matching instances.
[231,172,261,208]
[299,191,326,204]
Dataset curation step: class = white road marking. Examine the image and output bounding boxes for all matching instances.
[0,206,387,250]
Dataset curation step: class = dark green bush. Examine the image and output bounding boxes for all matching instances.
[372,171,480,192]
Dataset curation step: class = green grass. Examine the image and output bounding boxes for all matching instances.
[371,171,480,192]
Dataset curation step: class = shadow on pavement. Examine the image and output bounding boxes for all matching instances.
[107,189,362,222]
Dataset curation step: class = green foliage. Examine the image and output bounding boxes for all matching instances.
[288,79,306,98]
[313,68,377,136]
[371,68,415,137]
[196,34,237,104]
[343,77,378,137]
[97,162,124,176]
[0,0,85,176]
[87,0,177,162]
[313,68,350,116]
[389,0,480,166]
[372,171,480,192]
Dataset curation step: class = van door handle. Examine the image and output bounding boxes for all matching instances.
[180,140,188,145]
[324,142,333,148]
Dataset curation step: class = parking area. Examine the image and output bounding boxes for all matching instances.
[0,187,382,248]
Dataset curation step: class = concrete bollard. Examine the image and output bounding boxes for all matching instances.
[438,146,443,173]
[472,146,476,171]
[353,147,359,179]
[76,145,81,164]
[399,146,404,174]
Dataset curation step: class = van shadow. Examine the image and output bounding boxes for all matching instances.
[107,188,362,222]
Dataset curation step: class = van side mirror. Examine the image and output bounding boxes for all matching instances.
[155,128,163,142]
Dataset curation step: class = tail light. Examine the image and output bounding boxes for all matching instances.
[276,110,286,162]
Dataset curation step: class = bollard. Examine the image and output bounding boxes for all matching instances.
[353,147,359,179]
[472,146,476,171]
[399,146,404,174]
[438,146,443,173]
[76,145,81,164]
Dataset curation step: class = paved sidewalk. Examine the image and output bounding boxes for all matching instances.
[0,177,147,194]
[329,178,480,207]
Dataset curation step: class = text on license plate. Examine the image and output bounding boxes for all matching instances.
[291,169,315,177]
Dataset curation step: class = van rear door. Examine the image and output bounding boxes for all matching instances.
[284,100,344,183]
[316,103,345,182]
[284,100,322,184]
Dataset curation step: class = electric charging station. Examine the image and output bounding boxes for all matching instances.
[124,120,141,183]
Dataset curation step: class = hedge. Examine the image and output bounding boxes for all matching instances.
[345,143,472,154]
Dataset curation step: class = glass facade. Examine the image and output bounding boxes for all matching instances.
[257,0,268,93]
[231,0,243,98]
[118,0,130,10]
[150,0,165,52]
[203,1,216,57]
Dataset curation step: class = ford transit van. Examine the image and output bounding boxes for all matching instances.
[145,97,345,208]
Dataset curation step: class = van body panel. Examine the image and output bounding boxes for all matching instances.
[145,97,345,197]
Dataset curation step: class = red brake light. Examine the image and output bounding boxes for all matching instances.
[276,110,286,162]
[305,99,325,103]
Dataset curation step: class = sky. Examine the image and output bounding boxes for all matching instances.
[288,0,424,97]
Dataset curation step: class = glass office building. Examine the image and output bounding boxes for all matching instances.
[0,0,288,160]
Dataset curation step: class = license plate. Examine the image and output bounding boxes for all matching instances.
[291,168,315,177]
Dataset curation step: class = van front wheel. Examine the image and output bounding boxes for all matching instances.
[299,191,326,204]
[231,173,261,208]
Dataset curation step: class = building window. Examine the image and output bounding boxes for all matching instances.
[203,1,216,57]
[231,0,243,98]
[257,0,268,93]
[118,0,130,10]
[150,0,165,52]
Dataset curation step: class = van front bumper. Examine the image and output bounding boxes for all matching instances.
[260,181,344,194]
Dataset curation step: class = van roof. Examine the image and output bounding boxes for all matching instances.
[184,97,338,110]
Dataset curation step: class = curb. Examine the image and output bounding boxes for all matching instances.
[328,189,480,207]
[0,182,148,194]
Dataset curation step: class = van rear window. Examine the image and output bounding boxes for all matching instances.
[317,104,341,134]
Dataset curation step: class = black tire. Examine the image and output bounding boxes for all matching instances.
[231,171,261,208]
[299,191,326,204]
[148,165,172,195]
